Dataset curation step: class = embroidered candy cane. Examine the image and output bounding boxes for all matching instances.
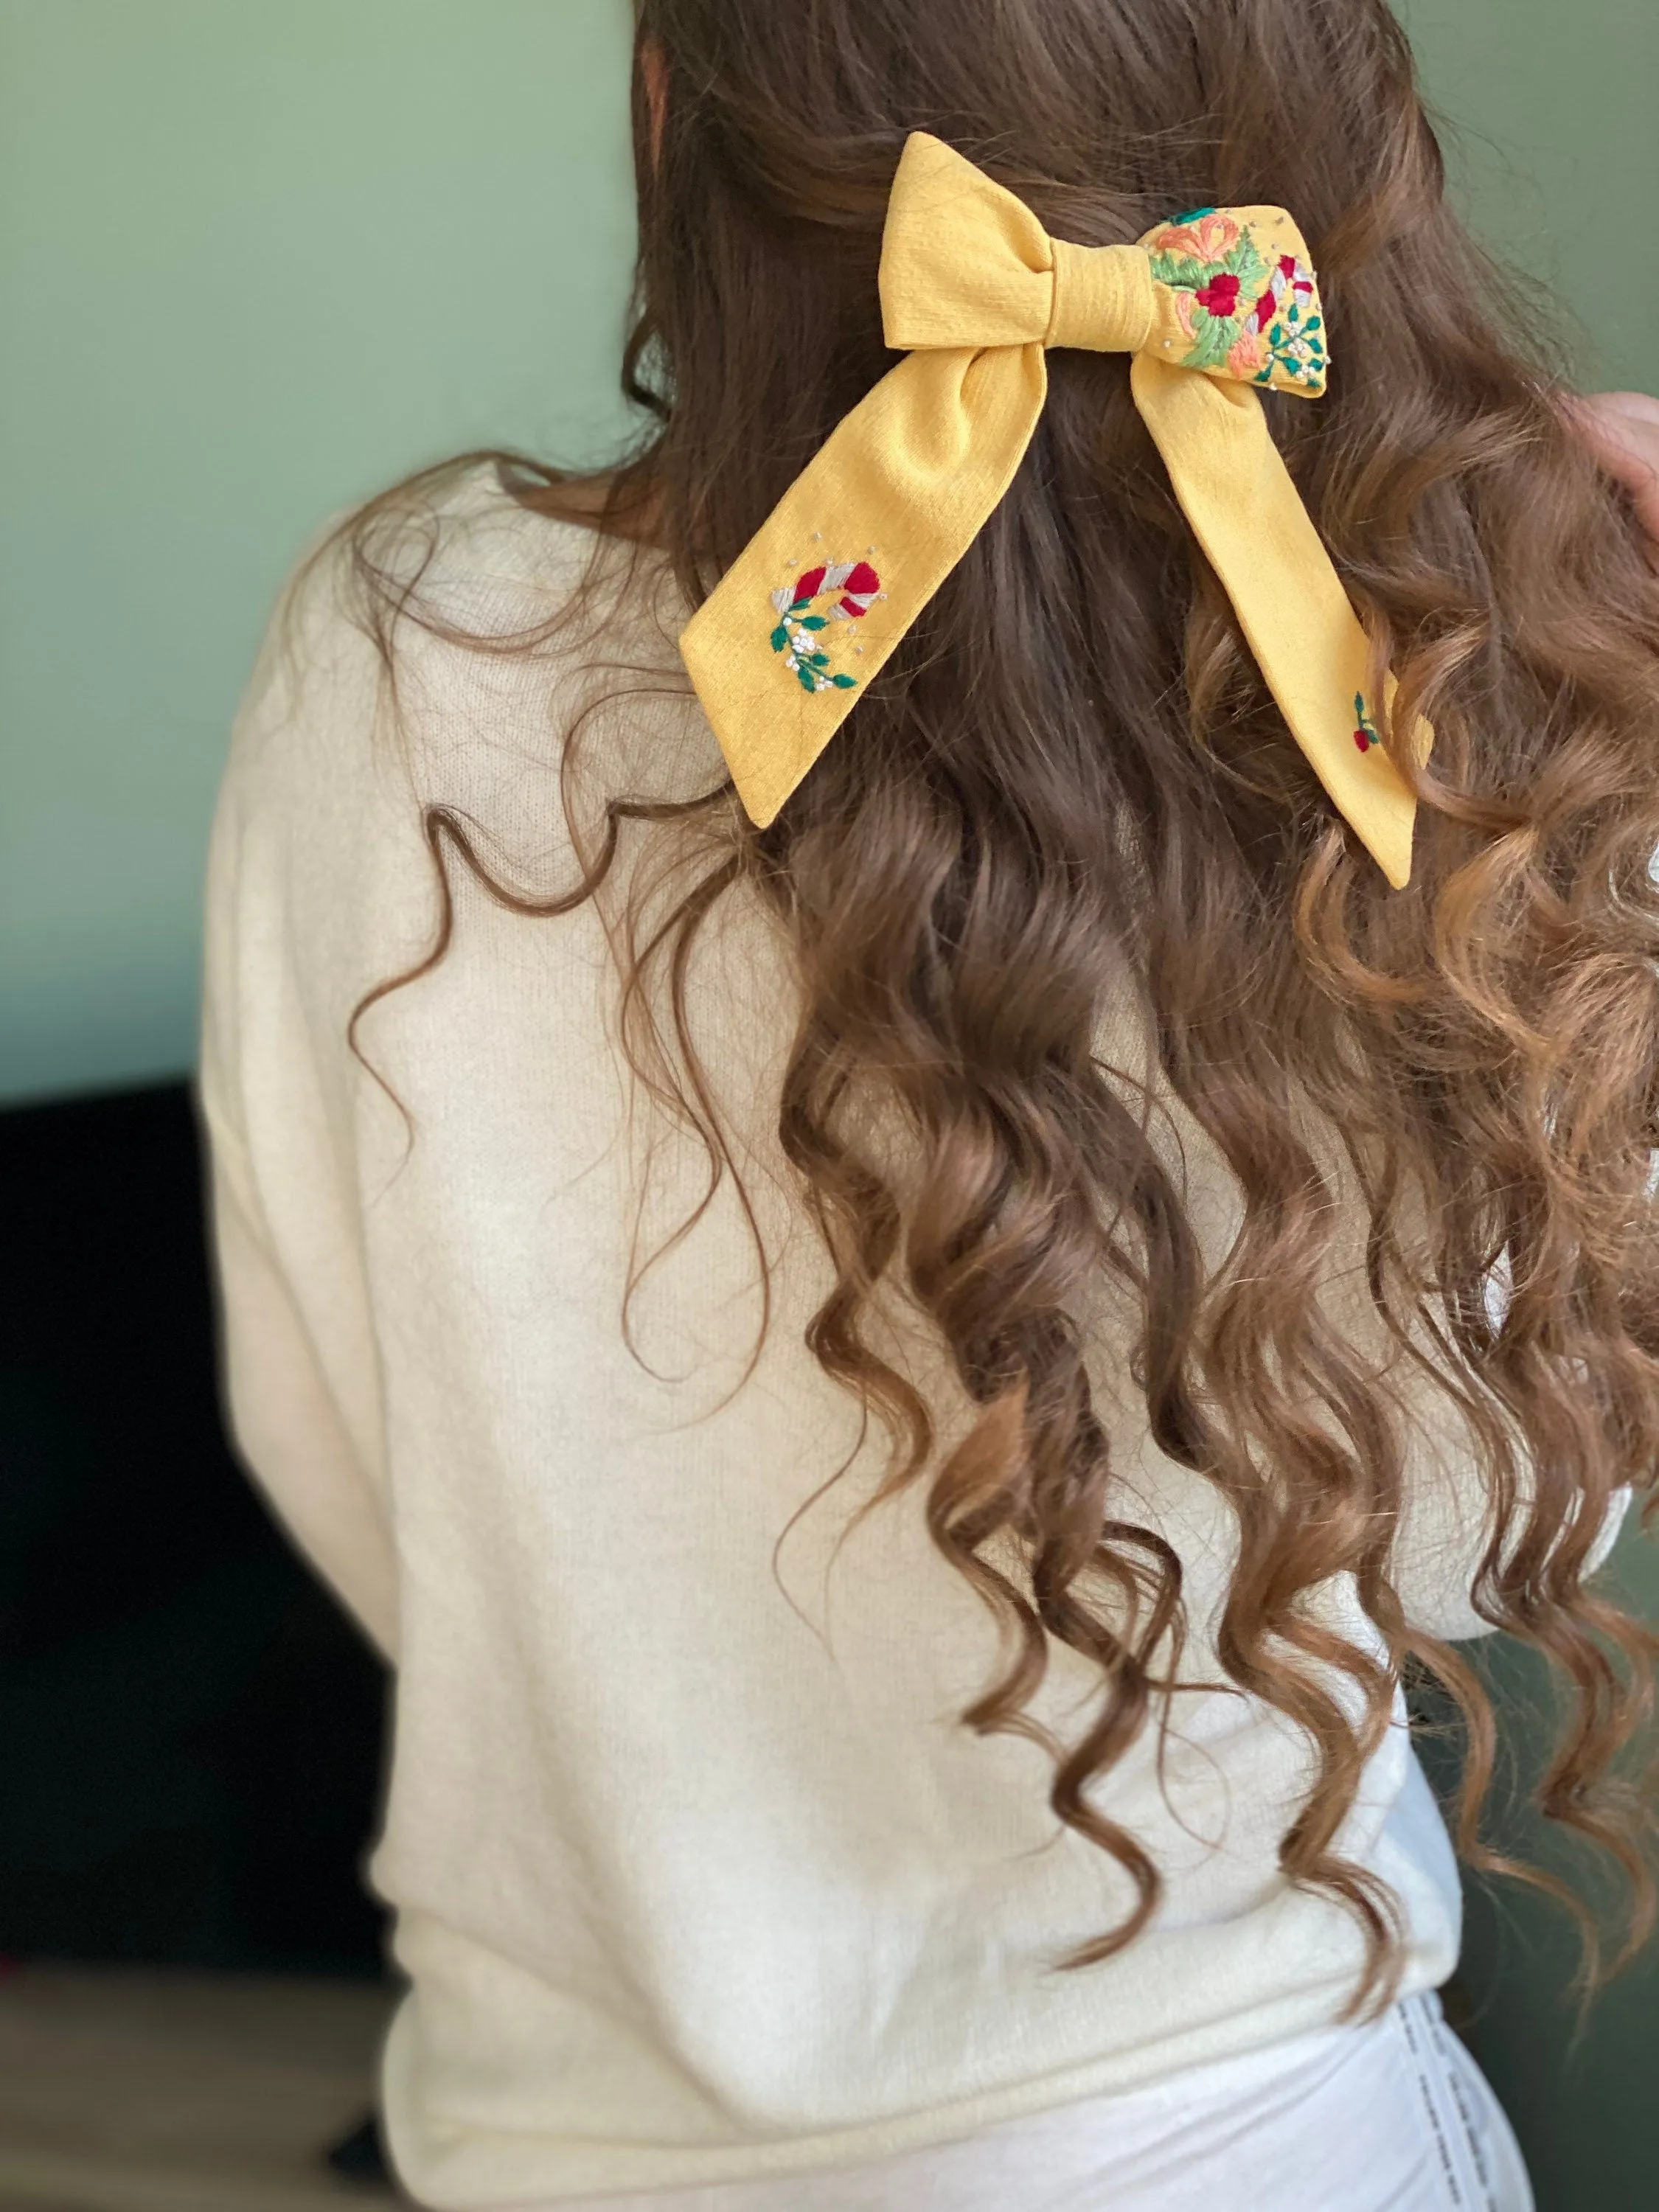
[767,557,885,694]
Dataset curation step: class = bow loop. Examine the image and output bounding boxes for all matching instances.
[1138,205,1329,398]
[878,132,1054,352]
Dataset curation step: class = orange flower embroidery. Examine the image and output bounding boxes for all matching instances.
[1152,210,1241,265]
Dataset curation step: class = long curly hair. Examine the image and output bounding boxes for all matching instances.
[339,0,1659,2015]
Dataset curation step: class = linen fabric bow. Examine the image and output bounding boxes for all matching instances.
[679,131,1428,888]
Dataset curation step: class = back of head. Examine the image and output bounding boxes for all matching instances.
[363,0,1659,2008]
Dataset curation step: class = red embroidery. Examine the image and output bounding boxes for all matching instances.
[1145,213,1326,391]
[769,555,885,693]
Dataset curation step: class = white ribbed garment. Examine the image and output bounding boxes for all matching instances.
[201,469,1593,2211]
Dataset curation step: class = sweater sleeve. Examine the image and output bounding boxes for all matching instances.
[201,1094,400,1661]
[196,482,639,1673]
[197,543,406,1665]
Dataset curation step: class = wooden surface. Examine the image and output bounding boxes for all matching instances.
[0,1966,403,2211]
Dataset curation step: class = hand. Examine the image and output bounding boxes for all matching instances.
[1568,392,1659,571]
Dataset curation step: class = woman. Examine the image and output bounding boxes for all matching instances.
[201,3,1659,2206]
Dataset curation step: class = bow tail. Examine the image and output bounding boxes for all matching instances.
[1130,355,1427,890]
[681,346,1047,827]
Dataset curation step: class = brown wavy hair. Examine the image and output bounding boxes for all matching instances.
[338,0,1659,2014]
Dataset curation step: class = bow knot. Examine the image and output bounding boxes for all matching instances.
[1045,241,1154,355]
[681,133,1429,888]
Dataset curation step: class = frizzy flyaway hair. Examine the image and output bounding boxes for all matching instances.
[331,0,1659,2014]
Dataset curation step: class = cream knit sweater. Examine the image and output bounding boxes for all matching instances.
[201,468,1565,2208]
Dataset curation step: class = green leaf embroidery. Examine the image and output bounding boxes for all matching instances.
[1183,313,1237,372]
[771,562,878,698]
[1223,234,1267,297]
[1149,249,1211,293]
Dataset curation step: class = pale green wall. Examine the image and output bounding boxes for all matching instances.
[0,0,637,1102]
[1,0,1655,1103]
[1402,0,1658,386]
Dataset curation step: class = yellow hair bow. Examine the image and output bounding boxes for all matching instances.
[680,132,1429,888]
